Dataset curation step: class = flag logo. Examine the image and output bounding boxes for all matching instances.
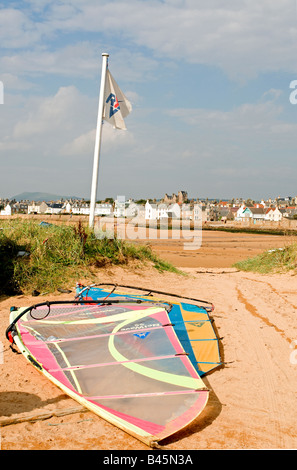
[106,93,121,118]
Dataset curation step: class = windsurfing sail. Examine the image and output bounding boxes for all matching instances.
[6,298,209,447]
[76,284,222,376]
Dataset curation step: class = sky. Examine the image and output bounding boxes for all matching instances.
[1,0,297,201]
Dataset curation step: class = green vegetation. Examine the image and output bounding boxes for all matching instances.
[0,219,180,295]
[234,243,297,274]
[203,225,297,236]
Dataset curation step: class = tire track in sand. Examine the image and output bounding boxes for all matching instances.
[236,285,287,448]
[242,276,297,312]
[236,285,292,345]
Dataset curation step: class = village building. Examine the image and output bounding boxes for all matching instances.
[219,207,236,222]
[28,201,49,214]
[145,200,180,220]
[163,191,188,205]
[113,198,137,218]
[193,204,202,222]
[264,207,283,222]
[13,201,29,213]
[235,204,247,221]
[284,207,297,218]
[238,207,266,222]
[205,204,220,221]
[0,203,12,216]
[181,204,193,220]
[72,202,113,216]
[45,203,64,215]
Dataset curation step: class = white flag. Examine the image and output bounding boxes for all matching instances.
[103,69,132,130]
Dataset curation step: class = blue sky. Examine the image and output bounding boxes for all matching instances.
[1,0,297,201]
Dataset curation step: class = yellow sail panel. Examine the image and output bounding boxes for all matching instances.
[191,339,220,374]
[185,320,215,340]
[180,306,209,322]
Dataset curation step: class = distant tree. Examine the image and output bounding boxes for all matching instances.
[135,199,147,205]
[246,199,254,207]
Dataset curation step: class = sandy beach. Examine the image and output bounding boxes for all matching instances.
[1,230,297,450]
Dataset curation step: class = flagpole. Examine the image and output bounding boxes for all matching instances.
[89,52,109,229]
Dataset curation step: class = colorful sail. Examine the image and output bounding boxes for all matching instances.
[7,298,209,447]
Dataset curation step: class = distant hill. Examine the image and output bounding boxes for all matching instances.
[12,192,82,202]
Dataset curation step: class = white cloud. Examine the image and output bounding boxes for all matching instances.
[2,2,296,82]
[61,123,135,157]
[61,129,96,156]
[2,83,134,167]
[0,43,159,87]
[0,73,34,91]
[0,43,98,79]
[0,139,31,151]
[34,0,297,79]
[13,86,87,139]
[167,98,287,136]
[0,8,41,48]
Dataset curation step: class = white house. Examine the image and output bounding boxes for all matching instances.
[145,201,180,220]
[72,203,112,216]
[235,206,267,223]
[72,203,89,215]
[249,207,266,220]
[181,204,193,220]
[235,204,247,221]
[125,201,139,218]
[28,201,49,214]
[45,203,64,215]
[193,203,203,222]
[114,198,137,218]
[63,201,73,213]
[0,204,12,216]
[265,207,283,222]
[242,207,266,220]
[97,203,113,216]
[145,201,158,220]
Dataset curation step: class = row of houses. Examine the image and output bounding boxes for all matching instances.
[143,201,297,223]
[236,206,284,222]
[1,197,297,223]
[0,200,114,217]
[0,199,139,218]
[215,204,297,222]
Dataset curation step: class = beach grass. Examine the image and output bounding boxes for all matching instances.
[202,225,297,236]
[0,219,180,295]
[233,242,297,274]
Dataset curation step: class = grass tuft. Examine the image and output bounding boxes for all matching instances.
[233,243,297,274]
